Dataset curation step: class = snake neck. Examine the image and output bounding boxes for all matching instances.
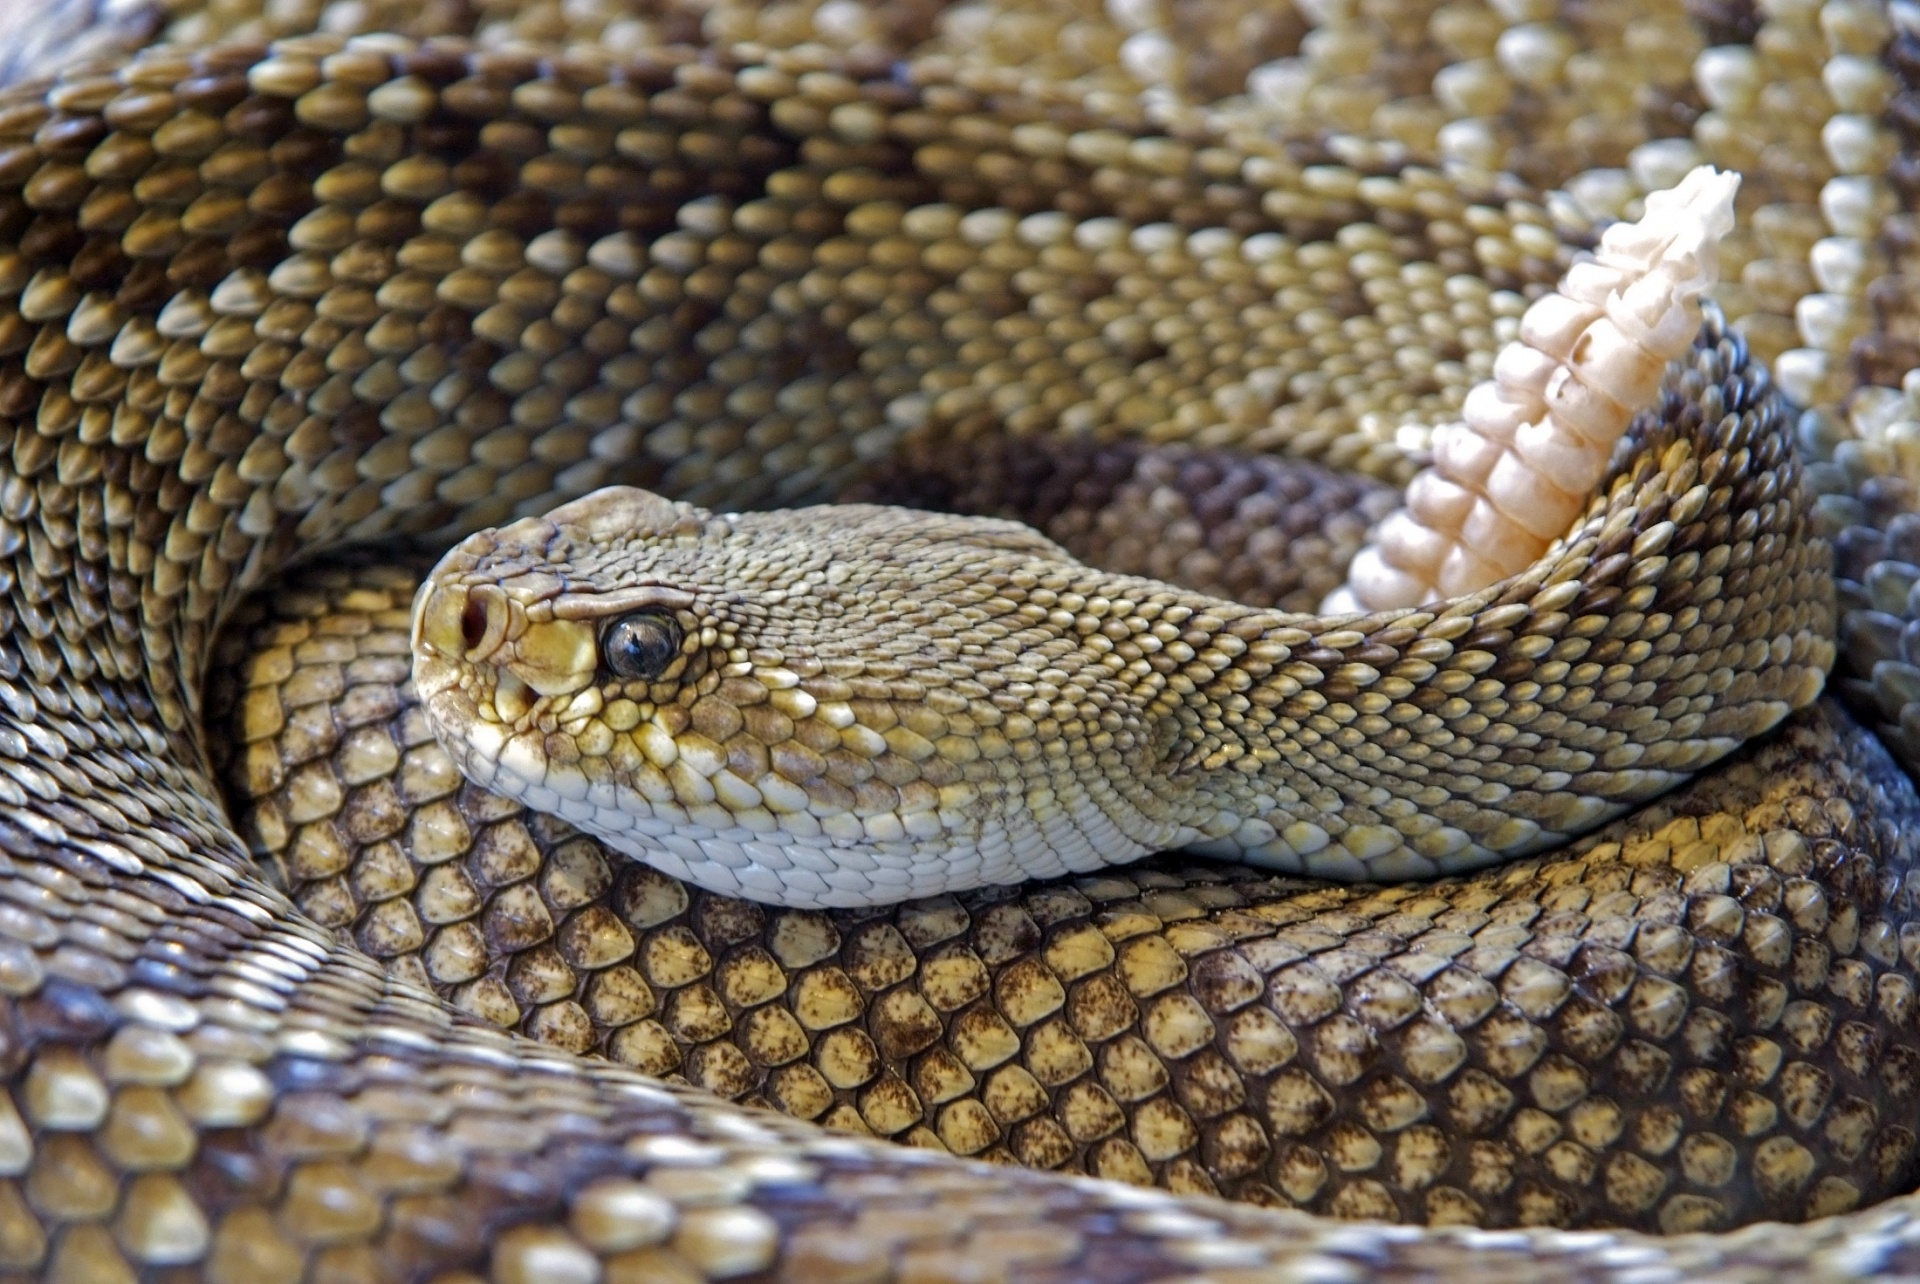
[1121,322,1836,879]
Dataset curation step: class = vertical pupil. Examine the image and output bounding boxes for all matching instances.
[610,614,679,678]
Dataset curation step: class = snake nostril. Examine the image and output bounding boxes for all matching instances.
[461,596,489,652]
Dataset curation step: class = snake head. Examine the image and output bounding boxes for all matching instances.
[410,484,1205,908]
[413,487,706,716]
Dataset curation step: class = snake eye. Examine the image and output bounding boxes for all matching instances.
[603,611,683,681]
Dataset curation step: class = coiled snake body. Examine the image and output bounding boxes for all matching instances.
[8,0,1920,1278]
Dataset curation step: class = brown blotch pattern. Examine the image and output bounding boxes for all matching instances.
[214,565,1920,1234]
[0,0,1914,1277]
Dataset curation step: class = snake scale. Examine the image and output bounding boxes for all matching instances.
[5,0,1920,1275]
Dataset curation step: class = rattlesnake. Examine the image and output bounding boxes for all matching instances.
[10,0,1920,1278]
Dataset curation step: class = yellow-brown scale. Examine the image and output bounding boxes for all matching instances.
[402,319,1833,897]
[849,439,1400,613]
[0,0,1916,1278]
[214,545,1920,1235]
